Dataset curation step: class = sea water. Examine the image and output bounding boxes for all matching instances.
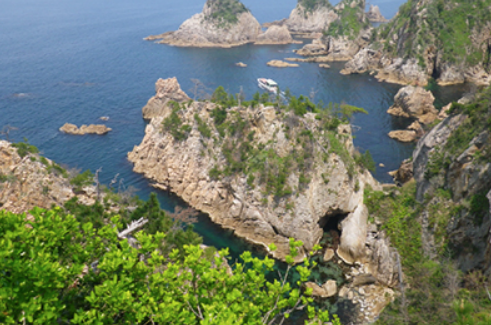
[0,0,469,253]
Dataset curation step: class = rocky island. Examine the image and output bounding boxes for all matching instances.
[146,0,297,47]
[342,0,491,86]
[128,77,406,322]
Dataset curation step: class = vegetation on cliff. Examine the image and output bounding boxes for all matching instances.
[324,0,370,40]
[161,86,372,203]
[0,205,342,325]
[365,86,491,324]
[205,0,249,25]
[377,0,491,69]
[298,0,333,12]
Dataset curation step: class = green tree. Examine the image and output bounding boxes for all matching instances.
[0,208,341,325]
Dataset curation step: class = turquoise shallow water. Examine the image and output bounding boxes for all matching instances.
[0,0,469,254]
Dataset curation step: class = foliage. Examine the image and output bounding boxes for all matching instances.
[355,149,375,172]
[324,0,368,40]
[162,104,192,141]
[69,169,94,192]
[298,0,332,12]
[376,0,491,67]
[205,0,248,26]
[11,138,39,158]
[195,113,212,138]
[0,208,340,325]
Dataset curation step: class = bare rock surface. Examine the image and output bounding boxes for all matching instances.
[285,4,338,33]
[147,2,261,48]
[388,130,417,143]
[266,60,299,68]
[366,4,387,22]
[0,141,95,214]
[389,159,414,185]
[142,77,191,119]
[305,280,337,298]
[255,25,295,45]
[387,86,437,123]
[60,123,111,135]
[128,77,382,262]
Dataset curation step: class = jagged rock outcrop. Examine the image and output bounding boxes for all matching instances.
[146,0,261,48]
[410,87,491,273]
[254,25,296,45]
[128,78,382,262]
[305,280,338,298]
[366,4,387,22]
[285,1,338,33]
[389,159,414,185]
[293,0,373,62]
[0,141,95,214]
[142,77,191,119]
[342,0,491,86]
[59,123,111,135]
[387,86,438,124]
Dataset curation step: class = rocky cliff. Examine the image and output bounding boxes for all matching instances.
[285,0,338,34]
[343,0,491,86]
[0,141,95,214]
[365,4,387,23]
[129,78,384,263]
[292,0,372,62]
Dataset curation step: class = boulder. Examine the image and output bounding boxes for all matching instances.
[388,130,417,143]
[305,280,337,298]
[266,60,299,68]
[389,158,414,185]
[236,62,247,67]
[59,123,111,135]
[337,203,368,264]
[319,63,330,69]
[323,248,335,262]
[387,86,437,122]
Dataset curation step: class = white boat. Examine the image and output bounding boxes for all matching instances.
[258,78,279,94]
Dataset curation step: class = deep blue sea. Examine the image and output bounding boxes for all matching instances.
[0,0,469,253]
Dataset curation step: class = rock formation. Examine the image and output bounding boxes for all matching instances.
[142,77,191,120]
[146,0,261,48]
[254,25,296,45]
[365,4,387,22]
[342,0,491,86]
[410,88,491,273]
[0,141,95,214]
[285,1,338,33]
[266,60,299,68]
[59,123,112,135]
[292,0,373,62]
[128,77,382,263]
[235,62,247,67]
[387,86,438,124]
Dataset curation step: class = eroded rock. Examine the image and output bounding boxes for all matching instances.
[387,86,438,123]
[59,123,111,135]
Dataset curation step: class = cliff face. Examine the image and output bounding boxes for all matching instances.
[343,0,491,86]
[129,78,384,264]
[147,0,261,48]
[293,0,372,62]
[0,141,95,214]
[406,86,491,273]
[286,0,338,33]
